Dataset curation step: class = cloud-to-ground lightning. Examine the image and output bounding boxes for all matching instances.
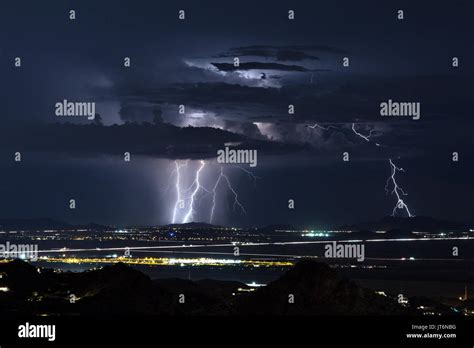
[210,167,247,223]
[352,123,380,147]
[221,171,246,214]
[183,160,207,223]
[171,160,252,224]
[308,123,411,218]
[385,159,414,217]
[171,160,188,223]
[209,168,223,224]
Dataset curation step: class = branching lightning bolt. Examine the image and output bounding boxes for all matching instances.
[306,122,415,218]
[170,160,252,224]
[385,159,414,217]
[183,160,207,223]
[352,123,381,147]
[210,167,247,224]
[171,160,188,224]
[220,170,247,215]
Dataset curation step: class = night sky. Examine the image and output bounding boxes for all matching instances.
[1,0,473,227]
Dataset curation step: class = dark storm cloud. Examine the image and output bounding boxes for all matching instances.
[122,82,286,114]
[0,123,306,160]
[210,62,329,72]
[209,45,349,61]
[133,71,473,123]
[107,69,474,161]
[223,120,264,139]
[116,102,164,124]
[118,103,155,123]
[152,106,164,124]
[213,47,319,62]
[185,44,337,87]
[104,71,473,159]
[283,45,349,55]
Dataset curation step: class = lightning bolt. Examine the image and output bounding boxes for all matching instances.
[234,165,261,187]
[221,170,246,215]
[171,160,188,223]
[306,122,385,148]
[307,123,413,218]
[210,167,247,224]
[210,167,224,224]
[307,123,337,131]
[183,160,207,223]
[169,160,257,224]
[352,123,381,147]
[385,159,414,217]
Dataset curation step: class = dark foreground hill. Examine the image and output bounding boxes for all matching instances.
[234,260,408,315]
[0,259,414,316]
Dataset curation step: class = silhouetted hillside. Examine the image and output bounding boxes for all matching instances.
[0,259,416,316]
[234,260,410,315]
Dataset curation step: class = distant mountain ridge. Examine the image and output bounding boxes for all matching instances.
[0,218,108,231]
[163,222,225,229]
[260,223,297,231]
[0,216,470,233]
